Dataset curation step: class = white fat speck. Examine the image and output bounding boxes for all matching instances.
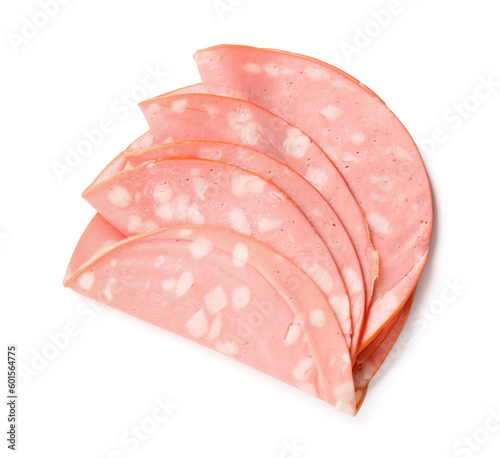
[264,63,280,77]
[174,195,190,220]
[78,272,95,291]
[102,277,117,301]
[373,291,399,313]
[320,105,341,121]
[305,168,328,191]
[388,146,411,161]
[178,228,193,237]
[171,98,188,113]
[310,309,325,327]
[186,309,208,339]
[143,102,161,119]
[232,286,250,309]
[187,203,205,225]
[232,243,249,268]
[228,208,251,235]
[342,154,361,163]
[321,144,337,158]
[358,361,376,381]
[367,213,391,236]
[154,256,165,268]
[215,341,239,356]
[205,105,218,117]
[302,262,333,294]
[305,67,329,80]
[370,193,386,203]
[328,356,337,367]
[293,357,314,382]
[369,175,387,184]
[342,352,351,365]
[176,271,194,297]
[349,132,365,143]
[155,203,174,221]
[188,237,213,260]
[284,321,301,346]
[334,381,355,406]
[280,66,295,75]
[342,268,363,294]
[282,127,311,158]
[143,220,159,231]
[355,389,364,404]
[243,62,261,73]
[332,80,352,90]
[269,191,286,202]
[110,259,117,267]
[297,383,317,397]
[204,285,227,315]
[190,168,201,177]
[161,278,176,292]
[231,174,266,197]
[412,202,420,212]
[127,215,144,234]
[257,218,282,233]
[207,315,222,342]
[398,148,412,160]
[134,192,141,202]
[199,147,222,161]
[335,401,355,416]
[108,185,131,207]
[328,295,350,323]
[152,183,173,204]
[193,177,209,201]
[228,105,253,125]
[240,122,260,145]
[369,175,392,192]
[207,315,222,341]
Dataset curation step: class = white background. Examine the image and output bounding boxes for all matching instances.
[1,0,499,457]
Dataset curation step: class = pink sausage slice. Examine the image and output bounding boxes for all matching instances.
[64,213,125,284]
[354,291,414,391]
[353,305,401,371]
[82,158,353,348]
[138,92,377,307]
[353,291,414,412]
[64,226,356,414]
[194,45,433,352]
[124,141,366,358]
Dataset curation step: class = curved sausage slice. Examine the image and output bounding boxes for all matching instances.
[123,141,366,358]
[64,226,356,414]
[82,158,353,347]
[194,45,433,352]
[138,92,377,307]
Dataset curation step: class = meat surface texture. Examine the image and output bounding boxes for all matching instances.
[64,44,433,415]
[194,45,433,351]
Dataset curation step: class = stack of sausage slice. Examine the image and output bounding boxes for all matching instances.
[64,45,433,415]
